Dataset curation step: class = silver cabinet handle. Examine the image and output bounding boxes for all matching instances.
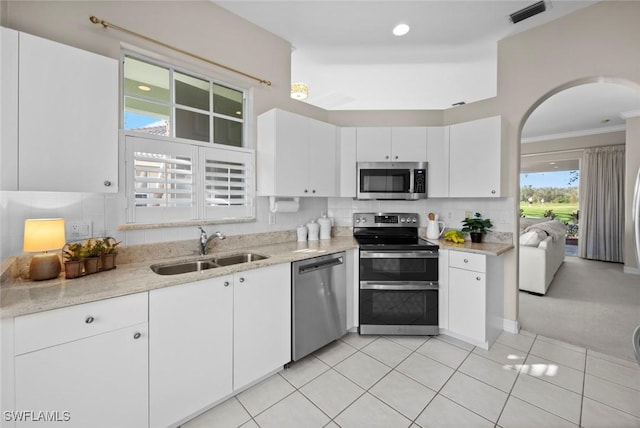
[312,189,316,193]
[385,155,389,159]
[104,180,112,187]
[239,277,245,283]
[304,189,308,193]
[85,316,94,324]
[224,281,230,287]
[463,259,469,263]
[491,190,496,194]
[476,276,481,281]
[395,155,398,159]
[133,332,141,339]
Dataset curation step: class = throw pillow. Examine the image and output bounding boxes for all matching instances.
[520,230,542,247]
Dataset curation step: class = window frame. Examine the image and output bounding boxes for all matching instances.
[121,50,247,148]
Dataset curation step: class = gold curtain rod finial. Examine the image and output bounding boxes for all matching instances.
[89,16,107,28]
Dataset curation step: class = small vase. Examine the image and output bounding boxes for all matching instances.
[101,253,117,271]
[64,260,82,279]
[470,232,483,243]
[83,257,99,275]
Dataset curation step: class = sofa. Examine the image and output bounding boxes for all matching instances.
[519,218,567,295]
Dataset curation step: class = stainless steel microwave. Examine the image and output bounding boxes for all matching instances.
[356,162,427,200]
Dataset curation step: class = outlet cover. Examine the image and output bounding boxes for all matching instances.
[67,220,92,240]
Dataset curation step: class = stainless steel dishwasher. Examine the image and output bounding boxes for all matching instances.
[292,252,346,361]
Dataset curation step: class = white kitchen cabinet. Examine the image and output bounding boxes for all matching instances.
[438,249,449,330]
[234,263,291,390]
[13,294,148,428]
[1,27,19,190]
[448,116,502,198]
[338,127,357,197]
[257,108,337,197]
[447,251,503,349]
[426,126,449,198]
[17,31,118,192]
[356,127,427,162]
[149,276,233,428]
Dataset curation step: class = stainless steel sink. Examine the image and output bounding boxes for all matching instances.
[150,253,268,275]
[214,253,268,266]
[151,259,218,275]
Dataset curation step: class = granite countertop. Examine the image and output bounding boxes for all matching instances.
[434,239,514,256]
[0,237,358,319]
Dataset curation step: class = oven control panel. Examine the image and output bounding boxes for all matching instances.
[353,213,419,226]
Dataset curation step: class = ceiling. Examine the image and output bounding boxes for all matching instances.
[215,1,640,143]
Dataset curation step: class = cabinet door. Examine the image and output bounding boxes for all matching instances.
[234,263,291,390]
[1,27,18,190]
[449,116,501,198]
[426,127,449,198]
[391,127,427,161]
[149,276,233,428]
[338,127,357,197]
[308,119,337,196]
[15,324,148,428]
[449,267,486,343]
[18,32,118,192]
[273,110,309,196]
[356,127,392,161]
[438,249,449,330]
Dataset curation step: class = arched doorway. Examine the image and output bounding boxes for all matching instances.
[516,78,640,360]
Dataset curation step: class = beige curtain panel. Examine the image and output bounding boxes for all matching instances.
[578,145,625,263]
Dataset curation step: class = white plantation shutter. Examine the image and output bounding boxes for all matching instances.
[126,135,197,223]
[125,134,255,224]
[200,147,254,219]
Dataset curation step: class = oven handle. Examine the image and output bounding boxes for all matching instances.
[360,251,438,259]
[360,281,439,291]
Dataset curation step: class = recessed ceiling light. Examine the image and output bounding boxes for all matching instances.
[392,23,410,36]
[138,85,151,92]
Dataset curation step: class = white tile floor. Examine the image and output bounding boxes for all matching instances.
[183,331,640,428]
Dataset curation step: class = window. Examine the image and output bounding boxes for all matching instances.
[125,134,254,224]
[122,53,254,225]
[123,55,244,147]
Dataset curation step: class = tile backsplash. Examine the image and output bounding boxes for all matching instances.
[0,191,515,261]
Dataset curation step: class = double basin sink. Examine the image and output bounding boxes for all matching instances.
[150,252,268,275]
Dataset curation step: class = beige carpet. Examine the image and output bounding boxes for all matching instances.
[519,255,640,362]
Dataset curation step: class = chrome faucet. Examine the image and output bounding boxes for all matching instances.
[198,227,225,255]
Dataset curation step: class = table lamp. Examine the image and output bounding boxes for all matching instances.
[23,218,66,281]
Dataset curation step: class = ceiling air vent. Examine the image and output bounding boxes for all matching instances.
[510,1,546,24]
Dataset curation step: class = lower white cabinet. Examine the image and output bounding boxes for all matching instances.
[446,251,503,349]
[13,294,148,428]
[149,275,234,428]
[234,263,291,390]
[149,263,291,426]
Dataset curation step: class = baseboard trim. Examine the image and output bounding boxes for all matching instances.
[503,318,519,334]
[623,266,640,276]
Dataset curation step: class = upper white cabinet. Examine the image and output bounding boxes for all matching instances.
[338,127,357,198]
[426,126,449,198]
[257,108,337,197]
[356,127,427,162]
[1,27,19,190]
[1,29,118,192]
[448,116,502,198]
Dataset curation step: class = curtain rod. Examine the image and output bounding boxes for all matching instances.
[89,16,272,86]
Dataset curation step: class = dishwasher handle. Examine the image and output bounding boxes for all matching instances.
[297,256,344,275]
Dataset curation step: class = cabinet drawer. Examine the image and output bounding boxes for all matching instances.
[15,293,148,355]
[449,251,486,272]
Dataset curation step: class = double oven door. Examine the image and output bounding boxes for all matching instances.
[359,248,439,335]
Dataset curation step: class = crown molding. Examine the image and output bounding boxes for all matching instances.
[620,109,640,119]
[521,125,625,144]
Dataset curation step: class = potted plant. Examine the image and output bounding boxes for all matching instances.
[101,237,120,271]
[63,242,84,279]
[461,212,493,243]
[83,239,104,274]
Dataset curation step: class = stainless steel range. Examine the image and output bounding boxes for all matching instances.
[354,213,439,335]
